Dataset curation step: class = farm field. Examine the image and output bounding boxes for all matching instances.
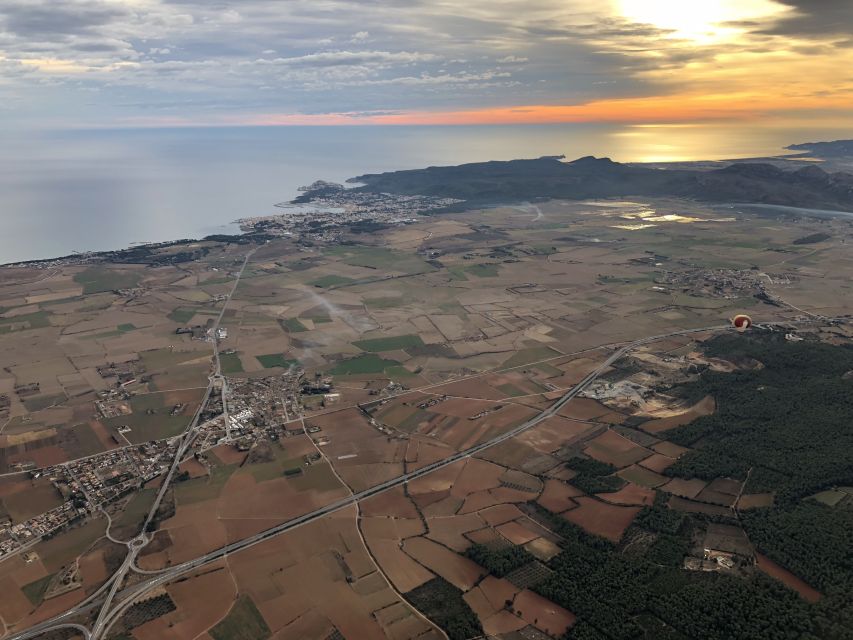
[0,192,851,640]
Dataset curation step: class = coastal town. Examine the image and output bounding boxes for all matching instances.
[238,181,464,243]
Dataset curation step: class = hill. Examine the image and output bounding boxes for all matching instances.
[347,155,853,212]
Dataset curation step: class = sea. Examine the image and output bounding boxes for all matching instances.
[0,122,849,264]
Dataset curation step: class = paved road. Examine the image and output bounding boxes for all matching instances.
[88,249,256,640]
[93,325,730,637]
[6,323,729,640]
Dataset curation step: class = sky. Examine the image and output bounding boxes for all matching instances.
[1,0,852,130]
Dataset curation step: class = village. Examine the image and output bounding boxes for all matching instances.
[0,361,341,563]
[238,182,463,243]
[0,440,177,560]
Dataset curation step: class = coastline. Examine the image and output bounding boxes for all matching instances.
[3,144,851,270]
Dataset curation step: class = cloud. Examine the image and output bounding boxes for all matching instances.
[759,0,853,36]
[0,0,850,129]
[257,50,439,68]
[0,1,129,38]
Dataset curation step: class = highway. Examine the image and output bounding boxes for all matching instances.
[4,323,731,640]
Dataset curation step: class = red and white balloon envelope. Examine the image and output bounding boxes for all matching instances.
[732,314,752,332]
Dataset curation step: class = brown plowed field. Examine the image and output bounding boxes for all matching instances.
[651,441,690,458]
[402,536,484,591]
[362,516,424,541]
[596,483,654,506]
[537,479,583,513]
[737,493,774,509]
[465,527,503,546]
[525,537,562,562]
[617,465,668,488]
[360,486,420,519]
[479,575,520,611]
[228,508,416,639]
[421,495,464,517]
[178,458,208,479]
[661,477,708,499]
[516,416,596,454]
[640,396,715,434]
[489,486,539,504]
[496,520,540,545]
[458,489,503,514]
[133,564,238,640]
[366,538,434,593]
[406,439,456,471]
[584,430,651,468]
[561,497,640,542]
[427,379,507,400]
[755,553,822,603]
[514,589,576,637]
[411,489,451,510]
[407,459,464,494]
[429,397,502,418]
[667,496,731,517]
[426,513,486,551]
[449,457,505,497]
[478,503,525,526]
[638,453,676,473]
[557,397,615,421]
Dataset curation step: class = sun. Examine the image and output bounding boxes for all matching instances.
[617,0,786,43]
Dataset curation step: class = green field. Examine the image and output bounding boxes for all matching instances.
[140,348,208,372]
[110,488,158,539]
[280,317,308,332]
[220,352,245,374]
[37,519,106,572]
[167,308,197,323]
[244,446,304,483]
[209,595,271,640]
[0,310,52,334]
[63,422,106,459]
[329,354,400,375]
[22,574,55,606]
[287,463,345,492]
[326,245,434,275]
[465,263,499,277]
[352,334,424,352]
[364,297,405,309]
[447,266,469,281]
[73,267,141,294]
[501,346,561,369]
[117,323,137,332]
[495,383,525,398]
[22,393,67,412]
[174,462,236,505]
[310,274,355,288]
[255,354,298,369]
[105,392,202,443]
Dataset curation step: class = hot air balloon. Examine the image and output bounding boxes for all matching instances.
[732,314,752,332]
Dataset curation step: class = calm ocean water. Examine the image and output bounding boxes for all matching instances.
[0,123,848,264]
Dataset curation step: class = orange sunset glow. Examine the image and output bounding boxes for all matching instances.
[1,0,851,130]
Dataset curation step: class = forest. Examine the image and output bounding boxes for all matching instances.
[405,577,482,640]
[665,331,853,500]
[530,503,849,640]
[567,458,626,494]
[464,543,534,577]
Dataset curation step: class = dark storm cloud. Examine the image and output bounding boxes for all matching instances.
[759,0,853,36]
